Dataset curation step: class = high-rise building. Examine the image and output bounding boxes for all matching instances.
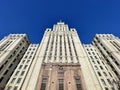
[83,44,118,90]
[0,34,30,89]
[0,21,119,90]
[92,34,120,88]
[5,44,39,90]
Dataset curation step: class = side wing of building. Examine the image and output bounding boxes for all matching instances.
[0,34,30,90]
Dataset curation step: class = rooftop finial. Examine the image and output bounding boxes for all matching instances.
[57,20,64,25]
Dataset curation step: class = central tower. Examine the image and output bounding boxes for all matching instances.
[43,21,80,63]
[35,21,86,90]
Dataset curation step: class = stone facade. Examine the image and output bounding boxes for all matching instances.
[0,22,119,90]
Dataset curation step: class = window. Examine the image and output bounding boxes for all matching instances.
[98,72,101,76]
[17,78,21,83]
[13,59,16,62]
[95,66,98,70]
[88,52,91,55]
[101,79,106,85]
[19,65,22,69]
[75,77,82,90]
[11,78,16,83]
[103,72,107,76]
[90,56,93,59]
[0,77,3,83]
[7,86,12,90]
[109,72,112,77]
[92,60,95,64]
[4,70,8,75]
[24,56,27,59]
[95,56,98,59]
[59,79,64,90]
[31,52,34,54]
[115,61,119,66]
[29,56,32,59]
[22,40,24,43]
[40,77,48,90]
[24,65,28,69]
[17,54,19,57]
[13,86,18,90]
[27,60,30,63]
[8,55,12,59]
[105,87,108,90]
[5,60,8,64]
[15,71,19,76]
[97,61,100,64]
[92,52,95,55]
[27,52,30,54]
[100,66,103,70]
[19,50,22,53]
[9,64,13,68]
[111,87,115,90]
[22,47,25,49]
[19,43,22,46]
[22,60,25,63]
[0,65,4,71]
[107,79,111,85]
[21,71,25,76]
[16,46,19,50]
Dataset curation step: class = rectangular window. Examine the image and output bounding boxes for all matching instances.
[17,54,19,57]
[95,56,98,59]
[4,70,8,75]
[0,65,4,71]
[98,72,102,76]
[21,71,25,76]
[11,78,16,83]
[0,77,3,83]
[107,79,111,85]
[40,77,48,90]
[75,77,82,90]
[103,72,107,76]
[92,52,95,55]
[8,55,12,59]
[101,79,106,85]
[24,56,27,59]
[17,78,21,83]
[13,86,18,90]
[29,56,32,59]
[9,64,13,68]
[13,59,16,62]
[95,66,98,70]
[105,87,108,90]
[7,86,12,90]
[100,66,103,70]
[59,79,64,90]
[24,65,28,69]
[15,71,19,76]
[22,60,25,63]
[27,60,30,63]
[19,65,22,69]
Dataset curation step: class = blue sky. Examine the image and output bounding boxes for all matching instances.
[0,0,120,43]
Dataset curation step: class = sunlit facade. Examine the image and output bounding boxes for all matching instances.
[0,34,30,90]
[0,22,119,90]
